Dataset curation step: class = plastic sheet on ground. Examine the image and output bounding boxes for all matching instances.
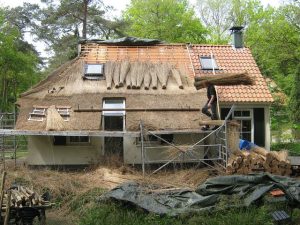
[101,173,300,216]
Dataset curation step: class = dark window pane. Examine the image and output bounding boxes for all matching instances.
[234,111,242,117]
[53,136,66,145]
[242,111,250,117]
[242,120,251,132]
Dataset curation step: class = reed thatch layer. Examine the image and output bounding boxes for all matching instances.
[16,91,207,131]
[194,72,255,90]
[46,105,66,131]
[21,58,190,100]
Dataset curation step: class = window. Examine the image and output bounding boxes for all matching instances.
[69,136,90,143]
[28,106,47,121]
[84,63,104,80]
[53,136,66,145]
[200,56,219,70]
[56,106,71,121]
[102,99,125,116]
[53,136,90,145]
[232,109,253,142]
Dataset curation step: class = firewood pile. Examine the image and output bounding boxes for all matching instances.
[4,185,51,208]
[227,147,292,176]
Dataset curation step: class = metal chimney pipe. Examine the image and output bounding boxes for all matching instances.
[229,26,244,48]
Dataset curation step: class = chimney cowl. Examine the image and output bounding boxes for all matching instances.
[229,26,244,49]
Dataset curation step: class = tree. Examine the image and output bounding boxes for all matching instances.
[289,64,300,124]
[0,9,40,111]
[35,0,125,68]
[123,0,207,43]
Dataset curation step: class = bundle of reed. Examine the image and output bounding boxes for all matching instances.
[105,61,115,90]
[227,148,292,176]
[113,62,121,88]
[46,105,65,131]
[156,63,171,89]
[143,63,151,90]
[136,62,146,89]
[171,68,183,89]
[194,72,255,90]
[119,60,130,87]
[130,62,140,89]
[3,185,52,208]
[149,64,158,89]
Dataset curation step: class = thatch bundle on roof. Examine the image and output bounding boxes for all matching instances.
[113,62,121,88]
[156,63,171,89]
[143,64,151,90]
[171,68,183,89]
[194,72,255,90]
[119,60,130,87]
[46,105,66,131]
[105,61,115,90]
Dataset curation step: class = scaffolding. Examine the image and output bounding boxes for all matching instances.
[0,106,235,172]
[0,112,16,168]
[139,105,235,176]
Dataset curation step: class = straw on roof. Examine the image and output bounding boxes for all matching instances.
[46,105,66,131]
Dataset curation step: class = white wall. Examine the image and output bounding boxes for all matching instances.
[27,136,103,165]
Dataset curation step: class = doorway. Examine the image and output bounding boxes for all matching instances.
[102,99,125,158]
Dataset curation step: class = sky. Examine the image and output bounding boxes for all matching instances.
[0,0,283,58]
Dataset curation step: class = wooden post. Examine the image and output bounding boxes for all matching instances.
[4,190,11,225]
[0,171,7,219]
[139,121,145,177]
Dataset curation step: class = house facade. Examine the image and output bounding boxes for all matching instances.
[14,37,273,166]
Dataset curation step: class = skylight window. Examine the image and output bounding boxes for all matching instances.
[84,63,105,80]
[200,56,219,70]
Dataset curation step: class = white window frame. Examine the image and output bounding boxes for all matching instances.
[200,56,219,70]
[56,107,70,121]
[28,107,47,121]
[102,99,125,116]
[232,109,254,142]
[84,63,105,80]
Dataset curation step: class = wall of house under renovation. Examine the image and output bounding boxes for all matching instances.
[27,136,103,165]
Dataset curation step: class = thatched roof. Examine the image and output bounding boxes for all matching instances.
[15,44,208,131]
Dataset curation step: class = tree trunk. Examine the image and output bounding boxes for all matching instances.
[82,0,88,39]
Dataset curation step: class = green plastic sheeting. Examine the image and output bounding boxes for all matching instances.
[101,173,300,216]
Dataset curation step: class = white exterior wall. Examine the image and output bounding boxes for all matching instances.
[124,134,206,164]
[27,136,103,165]
[220,103,271,150]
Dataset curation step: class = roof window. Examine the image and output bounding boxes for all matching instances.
[200,56,219,70]
[84,63,105,80]
[28,106,47,121]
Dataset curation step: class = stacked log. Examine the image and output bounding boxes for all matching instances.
[3,186,52,208]
[227,147,292,176]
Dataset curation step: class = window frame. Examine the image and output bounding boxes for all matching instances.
[83,63,105,80]
[68,136,90,144]
[56,107,71,121]
[232,109,254,142]
[199,56,219,70]
[28,106,47,122]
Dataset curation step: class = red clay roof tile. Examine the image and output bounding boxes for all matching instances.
[190,45,273,103]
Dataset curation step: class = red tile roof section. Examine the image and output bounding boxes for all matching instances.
[190,45,273,103]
